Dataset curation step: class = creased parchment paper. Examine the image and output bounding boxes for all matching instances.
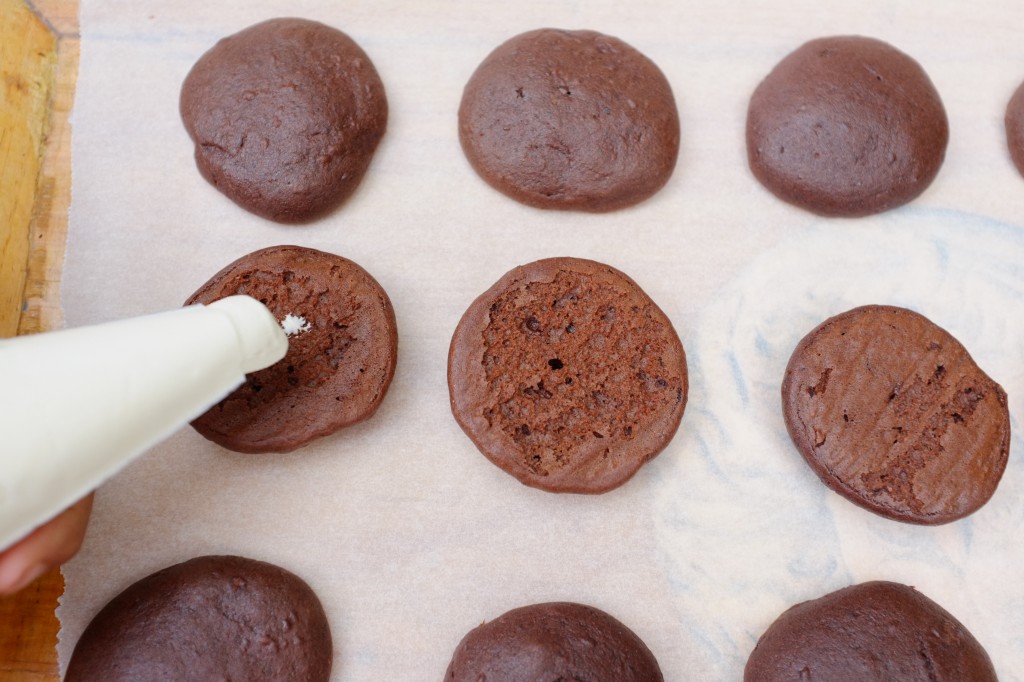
[60,1,1024,679]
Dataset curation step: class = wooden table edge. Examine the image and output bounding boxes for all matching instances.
[1,1,79,679]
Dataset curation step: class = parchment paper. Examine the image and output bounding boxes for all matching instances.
[59,1,1024,679]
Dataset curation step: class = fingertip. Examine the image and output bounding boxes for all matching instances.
[0,560,49,597]
[0,492,94,595]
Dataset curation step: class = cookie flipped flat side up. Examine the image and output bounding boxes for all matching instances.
[65,555,333,682]
[458,28,679,212]
[185,245,398,453]
[782,305,1009,524]
[180,18,387,223]
[445,602,664,681]
[744,581,998,681]
[448,257,687,494]
[746,35,948,217]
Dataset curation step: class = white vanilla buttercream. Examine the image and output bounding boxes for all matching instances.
[0,295,287,550]
[281,313,311,336]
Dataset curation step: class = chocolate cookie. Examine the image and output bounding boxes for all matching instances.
[65,555,332,682]
[448,257,686,494]
[1005,79,1024,178]
[180,18,387,223]
[782,305,1009,524]
[744,581,997,681]
[445,602,663,681]
[746,36,948,217]
[458,29,679,212]
[185,245,397,453]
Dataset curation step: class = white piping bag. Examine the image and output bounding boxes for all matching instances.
[0,295,288,550]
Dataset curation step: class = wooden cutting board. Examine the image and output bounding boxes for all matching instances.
[0,0,78,679]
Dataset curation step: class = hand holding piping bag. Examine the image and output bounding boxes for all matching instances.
[0,494,93,596]
[0,296,288,594]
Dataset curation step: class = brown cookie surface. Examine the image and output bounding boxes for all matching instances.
[746,36,948,217]
[180,18,387,223]
[448,257,687,494]
[458,29,679,212]
[65,555,333,682]
[744,581,997,681]
[782,305,1009,524]
[1006,80,1024,178]
[445,602,663,681]
[186,245,397,453]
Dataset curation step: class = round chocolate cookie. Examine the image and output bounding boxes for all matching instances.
[448,257,687,494]
[746,36,948,217]
[65,555,332,682]
[180,18,387,223]
[445,602,663,681]
[744,581,997,681]
[782,305,1009,524]
[186,245,397,453]
[1005,79,1024,178]
[458,29,679,212]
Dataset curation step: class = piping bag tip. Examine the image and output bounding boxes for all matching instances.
[208,295,289,373]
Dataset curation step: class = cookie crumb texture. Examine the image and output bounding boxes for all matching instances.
[449,258,686,493]
[744,581,998,681]
[445,602,664,681]
[1005,79,1024,178]
[186,245,398,453]
[65,555,333,682]
[782,305,1009,524]
[459,29,679,212]
[746,36,948,217]
[180,18,387,223]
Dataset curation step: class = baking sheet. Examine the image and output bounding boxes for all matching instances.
[59,0,1024,678]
